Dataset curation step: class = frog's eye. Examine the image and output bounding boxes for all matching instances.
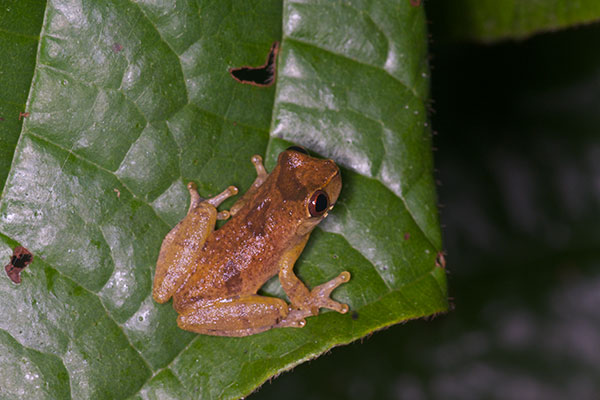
[287,145,309,155]
[308,190,329,217]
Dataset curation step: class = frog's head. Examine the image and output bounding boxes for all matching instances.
[276,146,342,235]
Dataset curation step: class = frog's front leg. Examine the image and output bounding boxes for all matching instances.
[230,155,268,216]
[276,238,351,328]
[153,183,238,303]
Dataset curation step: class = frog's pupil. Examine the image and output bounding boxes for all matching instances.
[315,194,327,213]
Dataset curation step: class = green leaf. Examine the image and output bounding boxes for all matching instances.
[430,0,600,42]
[0,1,446,399]
[0,0,45,193]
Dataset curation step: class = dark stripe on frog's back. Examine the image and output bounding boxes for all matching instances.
[222,259,242,293]
[179,157,312,301]
[185,203,298,298]
[246,197,271,236]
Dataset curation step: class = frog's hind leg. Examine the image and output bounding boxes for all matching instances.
[176,295,294,337]
[153,183,238,303]
[275,238,351,327]
[276,271,350,328]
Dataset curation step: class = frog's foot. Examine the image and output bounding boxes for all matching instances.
[276,271,351,329]
[187,182,238,216]
[274,309,310,329]
[205,185,238,207]
[309,271,351,314]
[216,210,231,220]
[186,182,202,212]
[229,155,268,216]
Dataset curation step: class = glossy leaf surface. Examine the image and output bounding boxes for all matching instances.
[0,1,445,399]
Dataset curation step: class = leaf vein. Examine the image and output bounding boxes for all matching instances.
[283,36,422,102]
[127,0,190,104]
[24,130,172,230]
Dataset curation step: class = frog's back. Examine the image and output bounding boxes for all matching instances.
[174,175,304,306]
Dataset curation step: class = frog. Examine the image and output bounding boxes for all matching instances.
[152,147,351,337]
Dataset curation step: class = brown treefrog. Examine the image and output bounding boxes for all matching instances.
[153,147,350,336]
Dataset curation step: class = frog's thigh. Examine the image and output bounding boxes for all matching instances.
[153,203,217,303]
[154,184,238,303]
[177,295,294,337]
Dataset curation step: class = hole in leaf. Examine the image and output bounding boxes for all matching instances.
[229,42,279,87]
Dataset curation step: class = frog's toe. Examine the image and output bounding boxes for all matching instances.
[322,298,349,314]
[206,185,238,207]
[282,318,306,328]
[217,210,231,220]
[186,181,203,211]
[310,271,351,314]
[312,271,351,297]
[275,311,308,328]
[251,155,268,180]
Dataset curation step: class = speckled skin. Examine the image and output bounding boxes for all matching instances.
[152,149,350,336]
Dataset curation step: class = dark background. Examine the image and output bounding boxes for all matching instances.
[255,11,600,400]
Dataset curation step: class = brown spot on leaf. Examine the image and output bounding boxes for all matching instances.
[229,42,279,87]
[5,246,33,284]
[18,112,29,120]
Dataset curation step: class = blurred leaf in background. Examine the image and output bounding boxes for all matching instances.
[430,0,600,41]
[0,0,445,399]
